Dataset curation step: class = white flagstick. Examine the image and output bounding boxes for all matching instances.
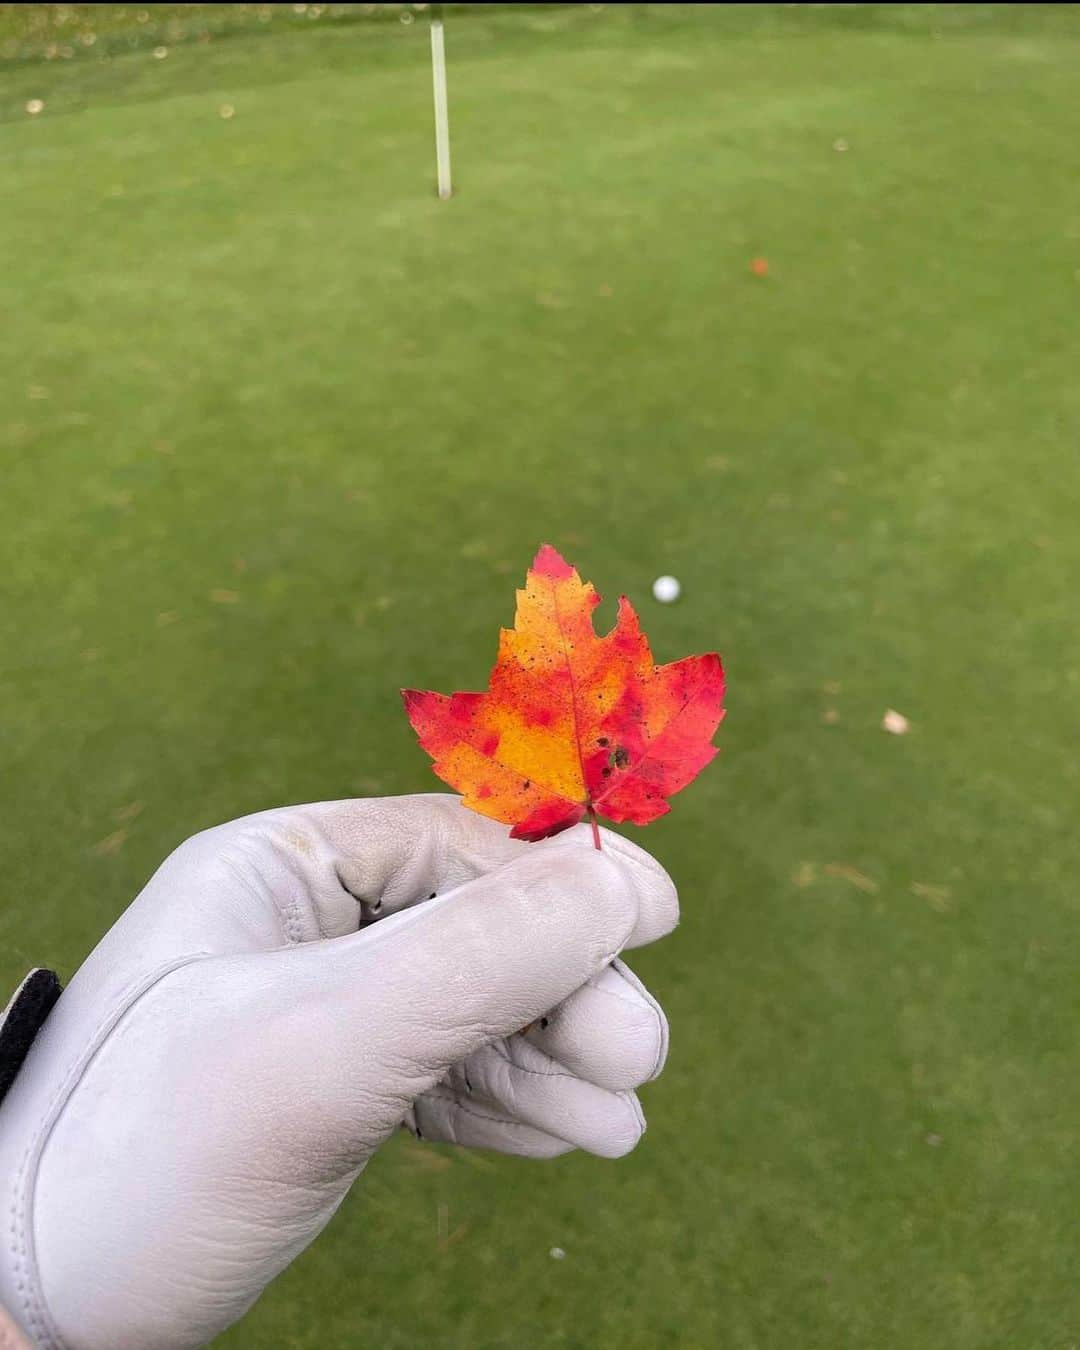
[430,6,452,199]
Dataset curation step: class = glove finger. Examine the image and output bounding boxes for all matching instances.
[252,831,659,1158]
[443,1037,646,1160]
[584,833,679,951]
[321,828,678,1083]
[404,1093,573,1159]
[309,794,679,949]
[523,958,669,1092]
[309,794,532,924]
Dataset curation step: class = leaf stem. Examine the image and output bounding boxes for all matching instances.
[587,806,601,851]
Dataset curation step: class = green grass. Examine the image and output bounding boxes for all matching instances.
[3,4,1080,1346]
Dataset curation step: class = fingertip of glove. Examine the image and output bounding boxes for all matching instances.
[595,1091,647,1159]
[529,830,678,951]
[600,837,679,948]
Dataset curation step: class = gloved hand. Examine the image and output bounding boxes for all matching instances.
[0,794,677,1349]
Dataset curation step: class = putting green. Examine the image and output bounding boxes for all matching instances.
[2,6,1079,1346]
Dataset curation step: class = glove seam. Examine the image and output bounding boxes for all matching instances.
[422,1086,530,1134]
[492,1039,651,1097]
[263,835,334,944]
[220,848,312,946]
[490,1040,576,1082]
[485,1045,644,1142]
[7,951,213,1350]
[587,976,648,1011]
[563,980,667,1083]
[226,834,337,946]
[607,959,667,1081]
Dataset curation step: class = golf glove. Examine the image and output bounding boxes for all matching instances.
[0,794,677,1349]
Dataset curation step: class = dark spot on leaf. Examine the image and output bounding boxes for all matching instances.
[613,747,630,769]
[598,737,609,747]
[602,767,612,777]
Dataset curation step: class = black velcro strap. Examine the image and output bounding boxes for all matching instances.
[0,969,62,1107]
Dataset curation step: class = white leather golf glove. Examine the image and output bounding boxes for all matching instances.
[0,794,678,1349]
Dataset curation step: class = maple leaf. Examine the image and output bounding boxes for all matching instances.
[402,545,725,844]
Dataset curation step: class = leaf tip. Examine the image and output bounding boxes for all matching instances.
[615,592,642,628]
[402,688,450,738]
[531,543,575,580]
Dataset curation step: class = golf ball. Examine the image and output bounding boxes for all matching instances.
[652,575,681,603]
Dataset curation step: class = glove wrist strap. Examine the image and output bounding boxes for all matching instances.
[0,970,62,1108]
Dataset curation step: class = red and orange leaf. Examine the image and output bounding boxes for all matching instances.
[402,545,725,841]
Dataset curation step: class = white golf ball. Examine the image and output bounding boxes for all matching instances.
[652,575,681,603]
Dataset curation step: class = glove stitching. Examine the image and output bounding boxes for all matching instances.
[621,1089,647,1138]
[265,833,339,944]
[8,952,213,1350]
[588,976,646,1008]
[426,1083,639,1154]
[259,829,347,945]
[422,1085,539,1135]
[488,1044,645,1142]
[220,849,309,946]
[609,959,668,1081]
[555,982,668,1083]
[490,1040,584,1084]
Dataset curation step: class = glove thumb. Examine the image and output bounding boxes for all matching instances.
[326,831,676,1084]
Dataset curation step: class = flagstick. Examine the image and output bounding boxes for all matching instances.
[430,5,452,199]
